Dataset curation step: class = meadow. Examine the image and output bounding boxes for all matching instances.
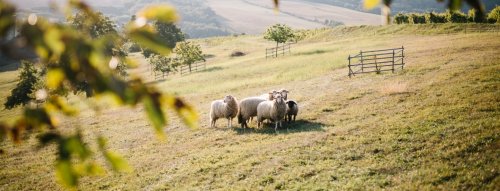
[0,24,499,190]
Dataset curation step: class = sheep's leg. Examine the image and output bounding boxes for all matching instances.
[227,118,230,128]
[293,115,296,122]
[274,122,278,133]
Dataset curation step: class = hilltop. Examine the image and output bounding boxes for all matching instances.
[0,24,499,190]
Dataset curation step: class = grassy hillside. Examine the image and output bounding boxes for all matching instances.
[0,24,499,190]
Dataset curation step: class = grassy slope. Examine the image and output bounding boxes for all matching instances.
[0,24,499,190]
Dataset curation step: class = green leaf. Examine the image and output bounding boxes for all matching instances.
[129,26,172,56]
[44,28,65,56]
[137,5,178,23]
[103,151,132,172]
[64,135,91,160]
[364,0,381,10]
[165,96,198,129]
[143,96,166,138]
[56,160,78,188]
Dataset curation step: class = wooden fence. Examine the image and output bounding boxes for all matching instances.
[154,70,169,80]
[266,43,292,59]
[348,46,405,78]
[180,60,206,75]
[464,25,500,34]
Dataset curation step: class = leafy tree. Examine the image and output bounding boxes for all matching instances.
[173,41,205,72]
[149,54,178,75]
[263,24,295,57]
[0,0,197,188]
[142,21,184,58]
[487,6,500,23]
[4,60,39,109]
[68,11,117,39]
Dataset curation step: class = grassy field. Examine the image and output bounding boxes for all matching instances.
[0,24,499,190]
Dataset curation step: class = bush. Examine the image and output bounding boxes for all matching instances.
[4,60,39,109]
[446,10,468,23]
[409,13,426,24]
[425,12,447,23]
[487,6,500,23]
[393,13,409,24]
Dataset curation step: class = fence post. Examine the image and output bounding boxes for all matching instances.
[348,55,352,78]
[360,50,364,72]
[375,55,379,74]
[392,49,395,73]
[401,46,405,70]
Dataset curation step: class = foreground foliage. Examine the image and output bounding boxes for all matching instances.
[0,0,197,188]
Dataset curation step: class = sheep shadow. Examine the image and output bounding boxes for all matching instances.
[232,119,326,135]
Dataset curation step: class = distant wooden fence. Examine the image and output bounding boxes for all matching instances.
[266,43,292,59]
[180,60,206,75]
[348,46,405,78]
[464,25,500,34]
[154,70,170,80]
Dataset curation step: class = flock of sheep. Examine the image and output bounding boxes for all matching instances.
[209,89,299,131]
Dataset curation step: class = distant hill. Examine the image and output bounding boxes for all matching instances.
[9,0,231,38]
[205,0,381,34]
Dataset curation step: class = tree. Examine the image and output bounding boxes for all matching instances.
[142,21,184,58]
[263,24,295,57]
[68,11,117,39]
[149,54,178,76]
[68,10,128,96]
[487,6,500,23]
[4,60,39,109]
[0,1,197,188]
[174,41,205,72]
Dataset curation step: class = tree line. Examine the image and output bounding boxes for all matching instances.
[393,6,500,24]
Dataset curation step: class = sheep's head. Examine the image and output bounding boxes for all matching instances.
[273,93,284,104]
[224,95,233,103]
[279,89,289,100]
[268,90,277,100]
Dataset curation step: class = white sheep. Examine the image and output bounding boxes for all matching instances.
[285,100,298,122]
[210,95,238,128]
[256,93,287,132]
[237,96,267,128]
[260,90,277,101]
[279,89,289,101]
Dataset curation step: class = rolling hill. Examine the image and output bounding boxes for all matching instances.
[1,24,499,190]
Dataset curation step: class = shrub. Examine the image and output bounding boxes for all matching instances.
[425,12,447,23]
[446,10,468,23]
[409,13,426,24]
[393,13,410,24]
[487,6,500,23]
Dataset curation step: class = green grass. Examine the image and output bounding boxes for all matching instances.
[0,24,499,190]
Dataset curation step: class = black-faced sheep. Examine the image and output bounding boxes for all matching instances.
[285,100,298,122]
[256,93,287,132]
[210,95,238,128]
[237,97,267,128]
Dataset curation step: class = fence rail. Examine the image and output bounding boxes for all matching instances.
[180,60,206,75]
[266,43,292,59]
[348,46,405,78]
[464,25,500,34]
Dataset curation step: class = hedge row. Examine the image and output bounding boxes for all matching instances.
[393,6,500,24]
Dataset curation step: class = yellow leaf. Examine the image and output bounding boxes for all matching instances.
[363,0,381,10]
[44,28,65,56]
[46,69,65,89]
[137,5,178,23]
